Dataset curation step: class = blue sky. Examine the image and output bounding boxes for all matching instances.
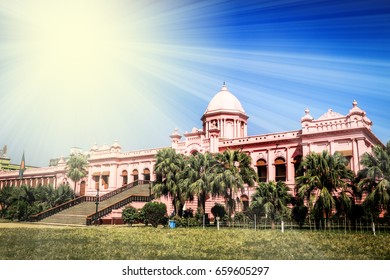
[0,0,389,167]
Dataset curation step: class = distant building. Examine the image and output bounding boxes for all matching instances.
[0,145,36,171]
[0,84,382,214]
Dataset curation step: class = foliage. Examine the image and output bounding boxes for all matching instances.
[233,212,247,223]
[0,184,74,221]
[296,150,353,226]
[214,149,257,217]
[251,181,292,229]
[210,203,226,219]
[142,202,167,227]
[66,153,88,197]
[122,206,139,226]
[2,224,390,260]
[182,207,194,218]
[184,152,219,214]
[153,148,189,217]
[172,215,201,227]
[358,141,390,220]
[291,205,308,229]
[0,185,18,217]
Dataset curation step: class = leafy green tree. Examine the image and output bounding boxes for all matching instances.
[296,151,353,228]
[53,184,74,206]
[214,149,257,217]
[358,141,390,221]
[122,206,139,226]
[9,184,37,221]
[185,152,219,214]
[251,181,292,229]
[66,153,88,198]
[153,148,189,217]
[142,202,167,227]
[0,185,18,218]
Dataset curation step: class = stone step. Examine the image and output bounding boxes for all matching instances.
[40,183,151,225]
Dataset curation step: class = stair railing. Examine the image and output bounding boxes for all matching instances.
[98,180,149,202]
[30,196,87,222]
[30,180,152,222]
[86,193,154,225]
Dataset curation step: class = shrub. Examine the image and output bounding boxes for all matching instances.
[292,205,308,229]
[183,208,194,218]
[142,202,167,228]
[122,206,139,226]
[172,215,201,227]
[211,203,226,219]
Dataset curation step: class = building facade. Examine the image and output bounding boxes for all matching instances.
[0,84,382,214]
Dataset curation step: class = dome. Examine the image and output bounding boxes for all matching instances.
[205,84,245,114]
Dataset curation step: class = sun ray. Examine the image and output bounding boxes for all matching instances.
[0,0,389,166]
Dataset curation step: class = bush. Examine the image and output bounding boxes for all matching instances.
[172,215,201,227]
[291,205,308,229]
[233,212,246,223]
[142,202,167,228]
[211,203,226,219]
[182,208,194,218]
[122,206,139,226]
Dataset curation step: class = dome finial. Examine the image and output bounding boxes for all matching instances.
[221,82,228,91]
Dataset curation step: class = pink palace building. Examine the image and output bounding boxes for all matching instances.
[0,84,382,215]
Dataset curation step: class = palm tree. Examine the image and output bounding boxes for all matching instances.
[185,152,219,214]
[153,148,188,217]
[14,184,36,221]
[214,149,257,218]
[0,185,17,218]
[53,184,74,206]
[251,181,292,229]
[296,150,353,228]
[66,153,88,198]
[358,141,390,221]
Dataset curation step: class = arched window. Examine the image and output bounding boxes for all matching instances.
[121,170,128,186]
[101,171,110,189]
[190,150,199,155]
[256,159,267,182]
[293,156,303,178]
[275,157,286,182]
[339,150,353,170]
[143,168,150,181]
[132,169,139,182]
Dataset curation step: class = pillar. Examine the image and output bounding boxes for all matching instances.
[352,139,359,173]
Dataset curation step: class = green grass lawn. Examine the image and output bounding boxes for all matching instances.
[0,222,389,260]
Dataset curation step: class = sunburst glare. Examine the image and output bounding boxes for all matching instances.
[0,0,389,166]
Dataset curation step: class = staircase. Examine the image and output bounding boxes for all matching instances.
[33,181,152,226]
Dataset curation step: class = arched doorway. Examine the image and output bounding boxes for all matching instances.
[79,181,86,196]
